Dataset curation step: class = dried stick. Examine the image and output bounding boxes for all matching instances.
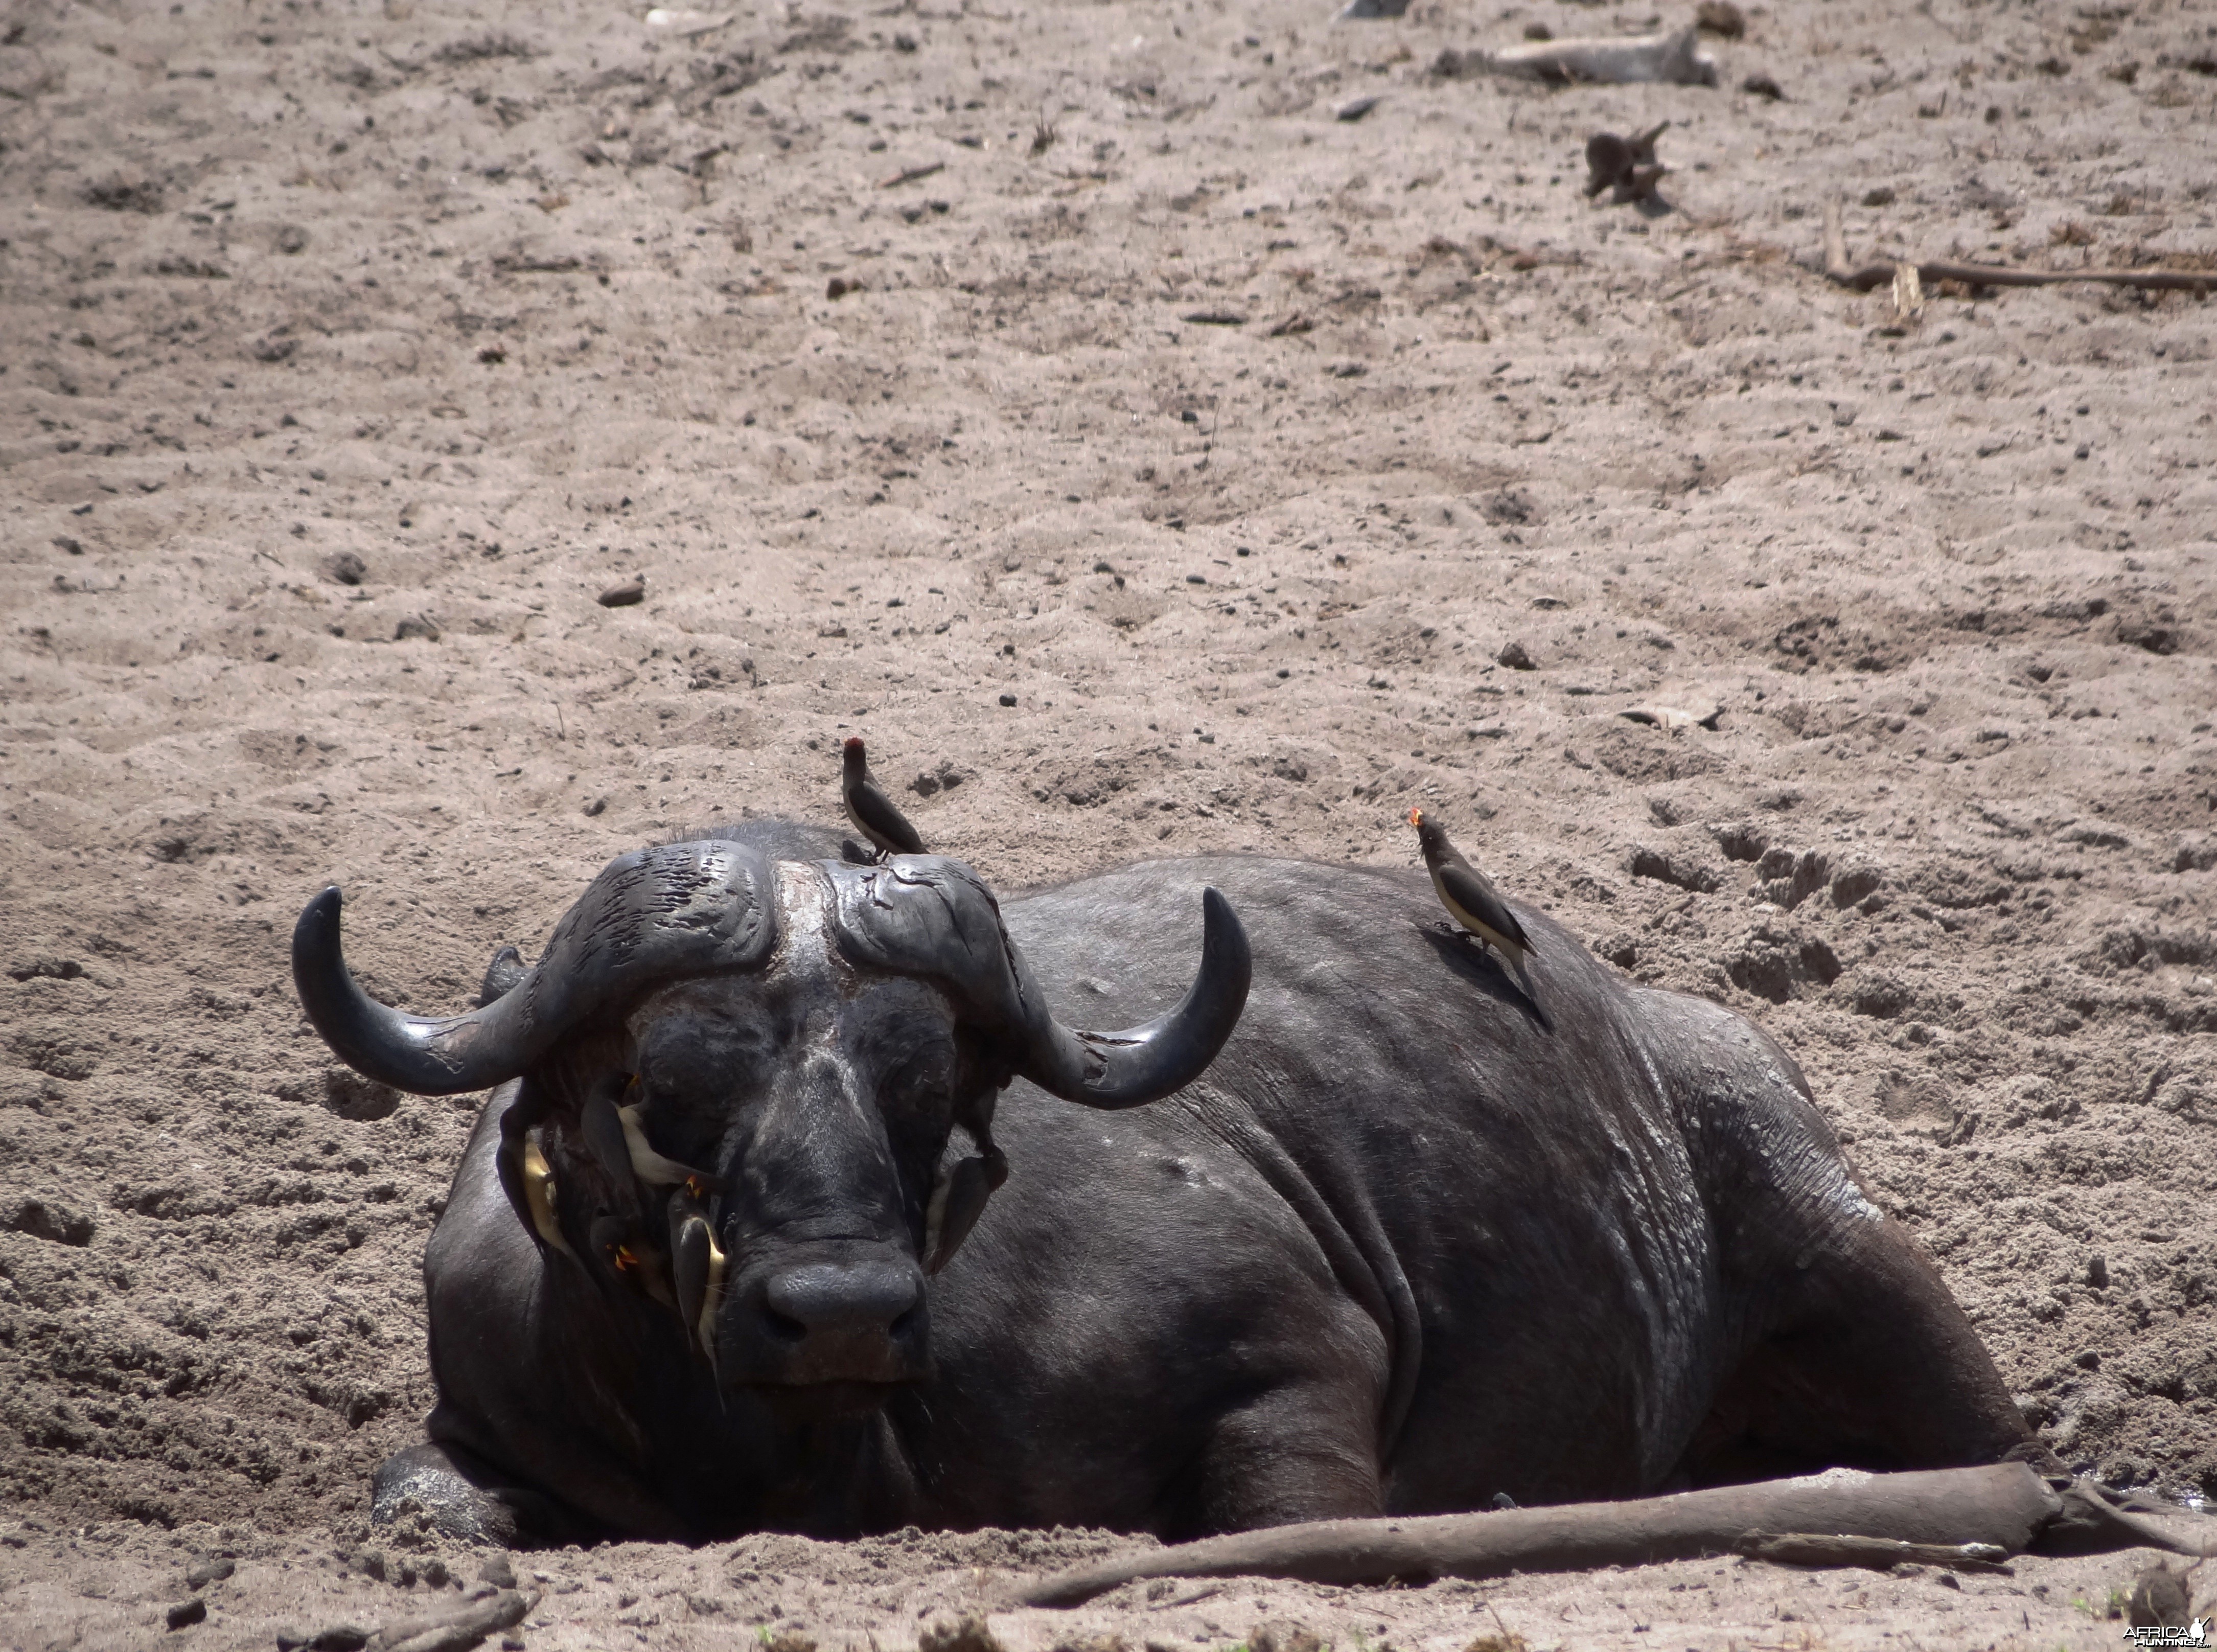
[1021,1464,2070,1607]
[1820,198,2214,294]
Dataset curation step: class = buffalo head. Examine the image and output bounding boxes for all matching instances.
[293,840,1249,1413]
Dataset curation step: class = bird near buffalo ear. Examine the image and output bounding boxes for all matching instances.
[842,736,927,860]
[1407,807,1537,968]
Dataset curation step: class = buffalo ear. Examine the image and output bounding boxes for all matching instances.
[923,1145,1008,1274]
[496,1078,574,1258]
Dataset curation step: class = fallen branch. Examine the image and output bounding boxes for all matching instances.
[1820,198,2214,295]
[880,160,945,189]
[1022,1466,2207,1607]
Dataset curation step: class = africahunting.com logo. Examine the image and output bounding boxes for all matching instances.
[2123,1621,2209,1648]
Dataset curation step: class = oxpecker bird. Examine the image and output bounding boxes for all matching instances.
[1408,807,1535,969]
[842,737,926,860]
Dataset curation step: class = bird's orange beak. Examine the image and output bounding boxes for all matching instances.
[1406,807,1424,829]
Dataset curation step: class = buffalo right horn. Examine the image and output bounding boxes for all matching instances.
[827,857,1251,1111]
[1010,886,1251,1109]
[292,840,777,1096]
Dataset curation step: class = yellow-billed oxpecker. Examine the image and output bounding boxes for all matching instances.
[1408,806,1535,968]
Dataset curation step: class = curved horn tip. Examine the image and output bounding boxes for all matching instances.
[1198,886,1252,985]
[293,886,344,968]
[292,879,527,1098]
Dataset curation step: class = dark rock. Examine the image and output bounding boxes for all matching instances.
[4,1197,95,1247]
[393,614,440,642]
[597,576,646,608]
[1496,640,1535,671]
[918,1617,997,1652]
[7,957,84,982]
[324,551,367,585]
[166,1598,207,1630]
[185,1555,236,1590]
[1695,0,1745,35]
[477,1554,517,1590]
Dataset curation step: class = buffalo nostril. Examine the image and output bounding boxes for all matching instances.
[761,1261,920,1338]
[889,1306,920,1342]
[763,1307,808,1345]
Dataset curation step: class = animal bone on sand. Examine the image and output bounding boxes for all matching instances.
[1464,24,1719,86]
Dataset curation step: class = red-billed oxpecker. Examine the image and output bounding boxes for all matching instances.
[842,737,926,860]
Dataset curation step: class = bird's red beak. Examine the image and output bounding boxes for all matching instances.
[1406,808,1424,829]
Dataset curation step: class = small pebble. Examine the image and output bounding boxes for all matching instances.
[166,1598,207,1630]
[1695,0,1745,36]
[184,1555,235,1590]
[598,575,646,608]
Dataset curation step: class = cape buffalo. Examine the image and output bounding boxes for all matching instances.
[292,820,2041,1545]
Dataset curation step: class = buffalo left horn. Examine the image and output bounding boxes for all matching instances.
[291,840,776,1096]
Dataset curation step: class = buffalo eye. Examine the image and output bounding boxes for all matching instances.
[882,1047,954,1113]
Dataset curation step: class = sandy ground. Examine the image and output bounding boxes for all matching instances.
[3,0,2216,1641]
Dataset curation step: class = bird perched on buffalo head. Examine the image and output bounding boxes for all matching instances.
[842,737,926,860]
[1408,807,1535,968]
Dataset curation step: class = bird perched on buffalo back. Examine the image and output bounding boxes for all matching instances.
[1408,807,1535,969]
[842,737,926,860]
